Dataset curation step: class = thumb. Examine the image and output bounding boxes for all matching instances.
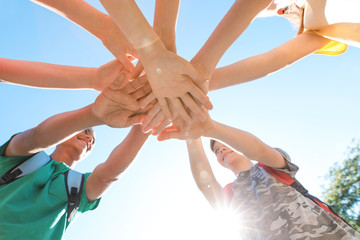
[185,64,207,83]
[139,92,156,109]
[128,113,146,126]
[157,126,180,141]
[131,61,144,80]
[118,54,135,72]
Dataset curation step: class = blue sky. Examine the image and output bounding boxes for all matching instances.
[1,0,360,239]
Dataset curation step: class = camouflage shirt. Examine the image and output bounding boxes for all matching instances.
[227,149,360,240]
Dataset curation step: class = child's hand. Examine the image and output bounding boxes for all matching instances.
[93,59,130,91]
[157,106,214,141]
[143,48,213,122]
[92,74,150,128]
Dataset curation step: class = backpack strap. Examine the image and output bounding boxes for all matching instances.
[258,163,344,221]
[0,151,50,186]
[65,170,84,223]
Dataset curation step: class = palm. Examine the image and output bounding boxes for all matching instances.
[93,93,141,128]
[101,108,136,128]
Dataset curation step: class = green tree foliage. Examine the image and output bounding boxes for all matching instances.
[322,140,360,231]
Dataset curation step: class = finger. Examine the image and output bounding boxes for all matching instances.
[118,54,135,73]
[157,128,181,141]
[147,114,167,135]
[131,83,152,100]
[127,113,147,126]
[122,75,148,94]
[181,93,207,122]
[152,117,171,136]
[110,72,130,90]
[144,110,167,134]
[170,97,191,122]
[139,92,156,109]
[129,47,139,59]
[139,98,157,115]
[131,61,144,80]
[158,98,173,121]
[142,103,162,128]
[184,64,207,83]
[127,54,137,62]
[189,86,213,110]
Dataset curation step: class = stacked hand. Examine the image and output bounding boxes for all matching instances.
[92,71,151,128]
[129,26,213,136]
[142,48,212,122]
[157,105,214,141]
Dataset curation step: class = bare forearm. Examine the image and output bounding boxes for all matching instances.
[192,0,272,76]
[100,0,165,57]
[187,139,215,187]
[153,0,180,48]
[0,58,95,89]
[186,139,223,208]
[6,105,102,156]
[86,126,149,201]
[204,121,283,167]
[99,126,149,181]
[209,32,330,91]
[33,0,109,39]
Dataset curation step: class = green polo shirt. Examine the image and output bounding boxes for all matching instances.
[0,137,100,240]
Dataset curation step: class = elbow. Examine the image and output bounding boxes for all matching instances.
[94,163,121,185]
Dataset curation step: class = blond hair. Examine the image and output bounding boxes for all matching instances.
[282,3,305,35]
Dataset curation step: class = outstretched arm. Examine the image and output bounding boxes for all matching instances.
[86,125,149,201]
[158,110,286,169]
[191,0,273,82]
[186,139,224,208]
[209,32,331,90]
[153,0,180,53]
[204,121,286,168]
[4,75,149,157]
[4,105,103,157]
[32,0,136,71]
[0,58,129,91]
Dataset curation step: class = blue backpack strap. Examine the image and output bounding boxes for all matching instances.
[65,170,84,223]
[0,151,50,186]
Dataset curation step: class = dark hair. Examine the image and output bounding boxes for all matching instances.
[84,128,96,145]
[210,139,217,152]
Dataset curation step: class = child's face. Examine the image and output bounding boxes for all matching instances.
[59,129,95,160]
[212,141,253,173]
[213,142,240,167]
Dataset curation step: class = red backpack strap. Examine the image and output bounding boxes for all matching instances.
[258,163,345,222]
[223,182,234,201]
[257,163,294,185]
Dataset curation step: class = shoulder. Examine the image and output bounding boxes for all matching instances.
[78,172,101,213]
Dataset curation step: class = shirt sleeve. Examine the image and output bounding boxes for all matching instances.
[305,30,348,55]
[273,148,299,179]
[0,134,35,176]
[77,172,101,213]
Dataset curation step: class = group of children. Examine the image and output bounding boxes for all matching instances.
[1,0,360,239]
